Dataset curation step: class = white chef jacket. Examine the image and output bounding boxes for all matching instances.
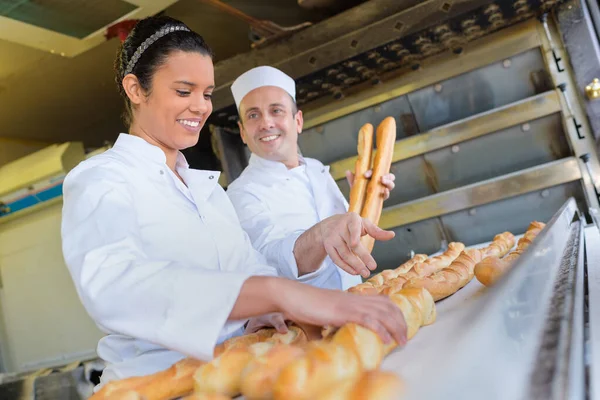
[61,133,277,387]
[226,153,362,291]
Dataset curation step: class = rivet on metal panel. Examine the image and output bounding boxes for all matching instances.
[522,123,531,132]
[586,78,600,100]
[374,105,382,113]
[541,189,550,198]
[469,208,477,216]
[315,126,324,134]
[441,2,452,12]
[451,145,460,153]
[503,59,512,68]
[434,84,443,93]
[394,22,404,32]
[453,47,463,55]
[350,40,359,48]
[308,56,317,65]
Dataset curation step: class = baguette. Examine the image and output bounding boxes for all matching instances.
[366,254,428,286]
[404,249,483,301]
[348,123,374,214]
[90,357,204,400]
[360,117,397,252]
[315,370,404,400]
[194,326,307,397]
[240,344,305,400]
[482,231,516,258]
[402,242,465,281]
[214,328,276,357]
[272,341,362,400]
[475,222,545,287]
[346,282,381,295]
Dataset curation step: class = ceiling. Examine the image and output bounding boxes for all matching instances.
[0,0,357,149]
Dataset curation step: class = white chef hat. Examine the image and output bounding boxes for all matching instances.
[230,66,296,110]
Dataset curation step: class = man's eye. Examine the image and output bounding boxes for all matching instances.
[249,113,258,119]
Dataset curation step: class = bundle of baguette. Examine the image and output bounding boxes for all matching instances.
[348,117,397,253]
[474,221,546,287]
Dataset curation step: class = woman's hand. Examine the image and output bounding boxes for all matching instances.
[277,282,408,346]
[245,312,288,334]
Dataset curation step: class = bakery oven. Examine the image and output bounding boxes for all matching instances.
[210,0,600,398]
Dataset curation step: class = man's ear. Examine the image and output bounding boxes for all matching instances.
[295,109,304,135]
[238,120,248,144]
[122,74,146,105]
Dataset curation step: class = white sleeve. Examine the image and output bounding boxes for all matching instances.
[227,190,328,284]
[61,167,251,362]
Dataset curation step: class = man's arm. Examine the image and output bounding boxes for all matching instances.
[227,189,330,282]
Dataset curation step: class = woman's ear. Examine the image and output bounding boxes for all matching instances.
[122,74,144,105]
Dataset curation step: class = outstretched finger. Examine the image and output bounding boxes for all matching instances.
[352,241,377,271]
[336,240,369,277]
[326,242,364,276]
[362,218,395,241]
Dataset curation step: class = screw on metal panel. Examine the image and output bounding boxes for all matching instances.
[434,84,443,93]
[315,126,324,133]
[451,145,460,153]
[541,189,550,198]
[503,59,512,68]
[522,123,531,132]
[374,106,382,113]
[469,208,477,216]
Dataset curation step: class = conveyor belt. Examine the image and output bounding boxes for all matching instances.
[382,197,587,400]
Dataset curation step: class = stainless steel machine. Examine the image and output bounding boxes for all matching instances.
[208,0,600,399]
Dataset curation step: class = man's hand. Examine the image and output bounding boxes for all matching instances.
[346,170,396,201]
[318,212,395,278]
[245,312,288,334]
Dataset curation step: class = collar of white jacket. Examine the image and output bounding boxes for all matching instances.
[230,66,296,110]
